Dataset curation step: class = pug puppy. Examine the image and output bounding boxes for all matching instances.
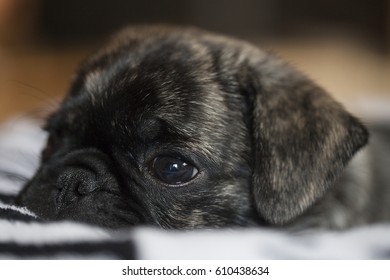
[16,26,390,230]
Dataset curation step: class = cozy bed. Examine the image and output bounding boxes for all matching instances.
[1,117,390,259]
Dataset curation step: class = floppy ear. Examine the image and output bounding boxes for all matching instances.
[244,53,369,225]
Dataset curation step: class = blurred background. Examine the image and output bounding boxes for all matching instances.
[0,0,389,123]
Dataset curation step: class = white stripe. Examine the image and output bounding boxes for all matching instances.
[133,226,390,259]
[0,220,110,244]
[0,179,24,195]
[0,202,37,217]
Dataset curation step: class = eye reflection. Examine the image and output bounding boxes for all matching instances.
[152,156,198,185]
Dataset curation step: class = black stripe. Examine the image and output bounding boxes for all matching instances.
[0,240,136,259]
[0,194,16,204]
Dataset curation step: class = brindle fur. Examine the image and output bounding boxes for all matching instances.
[17,26,389,230]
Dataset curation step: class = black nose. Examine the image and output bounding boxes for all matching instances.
[54,148,117,205]
[56,167,100,195]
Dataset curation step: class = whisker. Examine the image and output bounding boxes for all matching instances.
[3,79,52,100]
[1,79,62,112]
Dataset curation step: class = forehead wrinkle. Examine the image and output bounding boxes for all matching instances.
[83,32,218,105]
[153,96,231,165]
[82,38,163,105]
[82,33,237,155]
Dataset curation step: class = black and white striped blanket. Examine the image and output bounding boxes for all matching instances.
[1,117,390,259]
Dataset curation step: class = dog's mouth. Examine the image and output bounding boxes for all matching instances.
[52,193,145,228]
[19,179,147,229]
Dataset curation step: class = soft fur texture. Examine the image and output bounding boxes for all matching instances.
[16,26,389,230]
[2,117,390,260]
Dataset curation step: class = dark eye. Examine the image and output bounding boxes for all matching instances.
[152,156,198,185]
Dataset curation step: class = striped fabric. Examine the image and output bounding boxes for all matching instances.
[1,117,390,260]
[0,118,136,259]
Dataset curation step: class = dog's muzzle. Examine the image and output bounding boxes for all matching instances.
[16,147,130,224]
[52,149,118,211]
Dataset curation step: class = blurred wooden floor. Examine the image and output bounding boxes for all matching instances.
[1,37,390,123]
[0,46,91,122]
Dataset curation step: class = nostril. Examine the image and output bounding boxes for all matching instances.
[56,172,72,190]
[56,167,100,197]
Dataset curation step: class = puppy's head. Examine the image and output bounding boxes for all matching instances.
[17,26,368,229]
